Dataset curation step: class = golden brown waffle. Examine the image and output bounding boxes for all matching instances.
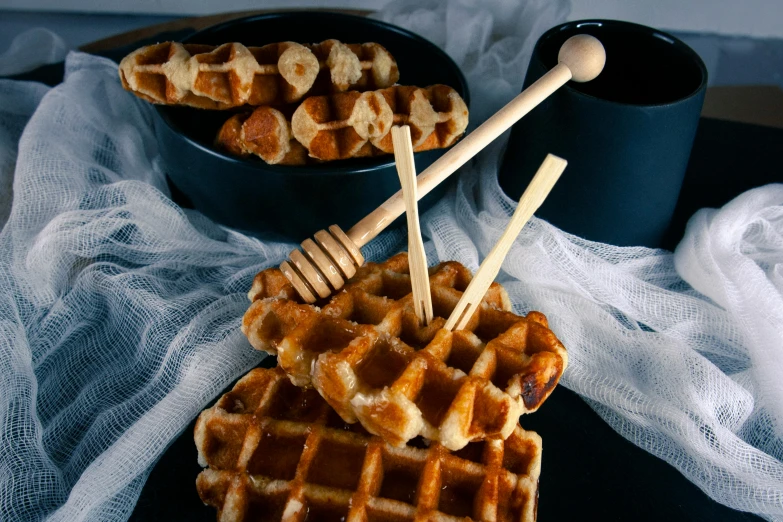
[241,253,567,450]
[215,109,308,165]
[195,366,542,522]
[291,85,469,161]
[118,40,399,110]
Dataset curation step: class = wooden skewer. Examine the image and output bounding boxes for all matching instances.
[392,125,433,326]
[280,35,604,303]
[444,154,568,332]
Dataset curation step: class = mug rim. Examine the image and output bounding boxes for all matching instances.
[535,19,708,109]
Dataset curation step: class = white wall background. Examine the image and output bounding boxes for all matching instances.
[0,0,782,38]
[568,0,783,38]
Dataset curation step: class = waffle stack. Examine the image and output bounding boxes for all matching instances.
[195,366,542,522]
[119,40,399,110]
[196,253,566,520]
[215,85,469,164]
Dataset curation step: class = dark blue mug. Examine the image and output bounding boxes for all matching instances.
[499,20,708,247]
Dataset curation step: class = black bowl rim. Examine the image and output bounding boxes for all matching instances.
[154,10,471,178]
[534,19,708,109]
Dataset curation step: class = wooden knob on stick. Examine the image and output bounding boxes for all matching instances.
[557,34,606,83]
[280,35,605,303]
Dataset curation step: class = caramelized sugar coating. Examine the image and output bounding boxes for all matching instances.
[215,110,308,165]
[291,85,469,161]
[195,366,542,522]
[242,253,567,450]
[216,84,468,164]
[118,40,399,110]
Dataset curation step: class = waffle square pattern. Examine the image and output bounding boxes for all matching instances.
[216,85,469,164]
[242,254,567,450]
[195,366,542,522]
[119,40,398,109]
[290,85,469,161]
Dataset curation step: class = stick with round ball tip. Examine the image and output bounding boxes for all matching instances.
[281,35,605,304]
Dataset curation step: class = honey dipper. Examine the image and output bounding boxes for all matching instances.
[282,35,606,303]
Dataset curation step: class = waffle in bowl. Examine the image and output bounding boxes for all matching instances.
[241,253,567,450]
[195,366,542,522]
[216,85,469,164]
[215,109,308,166]
[291,84,469,161]
[118,39,399,110]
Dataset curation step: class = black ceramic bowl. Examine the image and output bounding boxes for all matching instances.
[155,11,469,240]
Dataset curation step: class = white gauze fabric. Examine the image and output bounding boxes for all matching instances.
[0,1,782,521]
[0,28,69,76]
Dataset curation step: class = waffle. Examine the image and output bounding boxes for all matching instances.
[215,109,308,165]
[241,253,567,450]
[195,366,542,522]
[291,85,469,161]
[118,40,399,110]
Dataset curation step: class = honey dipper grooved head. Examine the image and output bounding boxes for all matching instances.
[558,34,606,82]
[280,225,364,303]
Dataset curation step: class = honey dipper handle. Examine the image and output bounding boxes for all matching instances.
[444,154,568,331]
[346,35,605,248]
